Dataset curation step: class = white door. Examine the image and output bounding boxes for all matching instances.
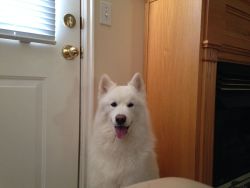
[0,0,81,188]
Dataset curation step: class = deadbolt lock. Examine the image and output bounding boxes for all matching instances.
[64,14,76,28]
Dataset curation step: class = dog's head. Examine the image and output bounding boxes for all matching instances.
[97,73,146,139]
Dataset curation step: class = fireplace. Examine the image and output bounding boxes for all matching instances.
[213,62,250,187]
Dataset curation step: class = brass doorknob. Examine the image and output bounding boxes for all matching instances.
[62,45,79,60]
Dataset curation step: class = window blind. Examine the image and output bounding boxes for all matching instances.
[0,0,56,44]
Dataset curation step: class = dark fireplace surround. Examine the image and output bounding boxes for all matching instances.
[213,62,250,187]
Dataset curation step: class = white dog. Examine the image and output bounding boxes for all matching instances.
[87,73,159,188]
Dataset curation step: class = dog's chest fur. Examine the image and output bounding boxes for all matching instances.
[89,136,154,187]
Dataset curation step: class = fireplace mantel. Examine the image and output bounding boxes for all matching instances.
[198,0,250,184]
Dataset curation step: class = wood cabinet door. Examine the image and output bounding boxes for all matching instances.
[144,0,202,180]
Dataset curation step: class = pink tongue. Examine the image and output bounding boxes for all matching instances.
[115,127,128,139]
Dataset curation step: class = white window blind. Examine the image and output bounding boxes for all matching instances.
[0,0,56,44]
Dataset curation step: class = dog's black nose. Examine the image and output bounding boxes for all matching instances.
[115,114,126,125]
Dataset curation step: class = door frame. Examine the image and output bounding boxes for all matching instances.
[80,0,95,187]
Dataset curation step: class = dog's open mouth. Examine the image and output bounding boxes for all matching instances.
[114,126,129,139]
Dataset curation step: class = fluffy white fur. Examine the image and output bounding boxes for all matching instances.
[87,73,159,188]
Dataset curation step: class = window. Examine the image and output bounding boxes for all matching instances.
[0,0,56,44]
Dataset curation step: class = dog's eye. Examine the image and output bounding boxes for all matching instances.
[127,103,134,108]
[110,102,117,107]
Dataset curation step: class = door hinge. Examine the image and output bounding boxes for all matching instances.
[80,16,85,30]
[80,48,84,59]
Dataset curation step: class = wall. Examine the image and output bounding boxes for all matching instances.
[94,0,145,102]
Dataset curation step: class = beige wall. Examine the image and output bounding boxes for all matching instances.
[94,0,145,101]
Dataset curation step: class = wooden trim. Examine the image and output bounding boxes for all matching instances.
[221,45,250,58]
[226,0,250,18]
[226,4,250,21]
[218,52,250,65]
[144,0,160,88]
[196,47,218,185]
[203,47,219,62]
[203,40,250,64]
[143,0,150,90]
[218,45,250,65]
[202,0,225,46]
[202,41,221,51]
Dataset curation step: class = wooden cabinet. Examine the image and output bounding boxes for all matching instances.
[144,0,250,185]
[224,0,250,51]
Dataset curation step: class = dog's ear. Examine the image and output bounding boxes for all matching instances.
[128,73,145,93]
[99,74,116,97]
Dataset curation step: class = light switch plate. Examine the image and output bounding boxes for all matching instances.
[100,0,112,26]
